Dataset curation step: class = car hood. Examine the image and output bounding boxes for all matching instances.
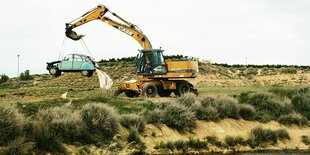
[47,60,61,65]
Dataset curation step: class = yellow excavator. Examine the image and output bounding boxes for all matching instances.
[65,5,199,97]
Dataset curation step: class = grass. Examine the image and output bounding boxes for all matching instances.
[278,113,309,127]
[248,127,290,148]
[120,114,146,133]
[155,137,208,151]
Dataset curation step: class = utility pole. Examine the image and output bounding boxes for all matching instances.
[17,54,20,77]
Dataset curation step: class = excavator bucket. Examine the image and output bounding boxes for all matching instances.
[65,25,84,41]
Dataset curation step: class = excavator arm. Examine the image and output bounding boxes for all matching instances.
[65,5,152,49]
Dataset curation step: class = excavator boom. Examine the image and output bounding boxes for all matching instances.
[65,5,152,49]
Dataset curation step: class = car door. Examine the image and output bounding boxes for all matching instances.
[59,55,74,70]
[72,54,83,70]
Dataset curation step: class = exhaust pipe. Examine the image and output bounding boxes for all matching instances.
[65,24,84,41]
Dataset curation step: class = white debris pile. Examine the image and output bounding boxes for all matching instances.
[96,69,113,89]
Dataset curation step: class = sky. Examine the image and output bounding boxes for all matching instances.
[0,0,309,77]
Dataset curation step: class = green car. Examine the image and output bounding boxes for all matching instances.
[46,54,96,77]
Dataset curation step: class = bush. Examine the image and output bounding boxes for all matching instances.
[201,96,216,107]
[146,109,162,124]
[36,106,85,142]
[301,135,310,145]
[268,87,296,99]
[20,70,33,81]
[187,137,208,150]
[177,93,197,107]
[190,103,219,121]
[292,93,310,119]
[206,135,223,147]
[80,103,119,140]
[32,121,63,152]
[127,128,141,143]
[0,104,26,145]
[214,97,240,119]
[161,103,196,131]
[248,127,290,148]
[224,136,246,147]
[278,113,309,127]
[120,114,145,133]
[0,74,9,84]
[239,104,256,120]
[247,92,292,118]
[280,67,297,74]
[4,137,27,155]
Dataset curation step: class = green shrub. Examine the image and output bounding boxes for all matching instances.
[146,109,162,124]
[278,113,309,127]
[127,128,141,143]
[280,67,297,74]
[275,129,290,140]
[187,137,208,150]
[248,127,290,148]
[81,103,119,140]
[224,136,246,147]
[32,121,63,152]
[206,135,223,147]
[0,74,9,84]
[268,87,296,99]
[247,92,292,118]
[201,96,216,107]
[0,104,26,145]
[4,137,27,155]
[214,97,240,119]
[161,103,196,131]
[174,140,186,150]
[177,93,196,107]
[239,104,256,120]
[36,106,85,142]
[292,93,310,119]
[120,114,145,133]
[20,70,33,81]
[301,135,310,145]
[190,103,219,121]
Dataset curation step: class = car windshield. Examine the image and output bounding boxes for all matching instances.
[63,55,73,61]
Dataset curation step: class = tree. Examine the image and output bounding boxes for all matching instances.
[20,70,33,81]
[0,74,9,84]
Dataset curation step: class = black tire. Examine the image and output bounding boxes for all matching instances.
[81,70,93,77]
[125,90,139,98]
[49,67,61,77]
[157,86,172,97]
[143,84,158,98]
[175,82,190,96]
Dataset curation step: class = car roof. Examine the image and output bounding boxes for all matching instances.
[64,53,89,57]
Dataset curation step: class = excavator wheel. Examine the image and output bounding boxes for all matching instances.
[157,86,172,97]
[175,82,190,97]
[125,90,139,98]
[143,84,158,98]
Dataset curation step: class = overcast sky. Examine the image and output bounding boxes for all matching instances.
[0,0,309,77]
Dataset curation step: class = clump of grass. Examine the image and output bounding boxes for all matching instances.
[177,93,197,107]
[3,137,28,155]
[224,136,246,147]
[205,135,223,147]
[278,113,309,127]
[161,103,196,131]
[190,103,219,121]
[120,114,145,133]
[127,128,141,143]
[146,109,162,124]
[80,103,119,140]
[214,97,240,119]
[32,121,64,152]
[201,96,216,107]
[292,93,310,119]
[246,92,292,119]
[36,106,85,142]
[301,135,310,145]
[155,138,208,151]
[0,104,26,145]
[239,104,256,120]
[248,127,290,148]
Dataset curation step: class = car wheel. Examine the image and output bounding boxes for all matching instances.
[81,70,93,77]
[143,84,158,98]
[49,67,61,77]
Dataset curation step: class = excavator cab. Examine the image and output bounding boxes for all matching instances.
[136,49,167,75]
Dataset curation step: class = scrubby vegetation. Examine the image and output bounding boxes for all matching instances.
[0,74,9,84]
[248,127,290,148]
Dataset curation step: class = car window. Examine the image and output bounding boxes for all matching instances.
[63,55,73,61]
[74,55,83,61]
